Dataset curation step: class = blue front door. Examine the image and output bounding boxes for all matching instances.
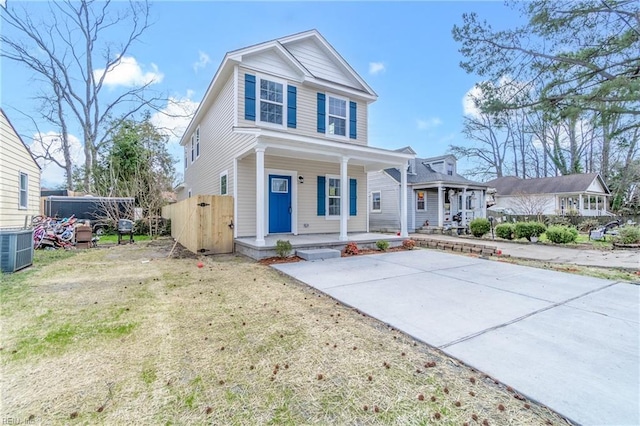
[269,175,292,233]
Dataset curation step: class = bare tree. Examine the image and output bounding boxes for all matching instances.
[1,0,167,192]
[510,192,552,220]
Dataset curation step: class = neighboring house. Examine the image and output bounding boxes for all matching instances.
[486,173,612,216]
[0,108,41,228]
[368,150,488,232]
[177,30,414,244]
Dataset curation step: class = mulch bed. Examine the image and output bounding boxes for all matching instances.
[258,255,305,265]
[258,247,411,264]
[342,247,408,257]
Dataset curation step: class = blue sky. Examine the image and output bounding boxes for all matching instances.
[1,1,522,188]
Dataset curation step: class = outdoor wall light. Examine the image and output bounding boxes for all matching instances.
[298,176,304,184]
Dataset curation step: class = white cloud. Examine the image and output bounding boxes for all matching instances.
[369,62,385,75]
[463,76,530,118]
[150,94,200,145]
[29,132,84,187]
[416,117,442,130]
[193,51,211,72]
[95,55,164,88]
[463,85,484,118]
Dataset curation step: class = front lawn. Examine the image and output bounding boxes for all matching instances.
[0,239,565,425]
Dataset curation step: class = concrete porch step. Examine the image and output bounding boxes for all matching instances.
[296,248,341,261]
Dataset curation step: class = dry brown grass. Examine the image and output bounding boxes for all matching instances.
[1,238,568,425]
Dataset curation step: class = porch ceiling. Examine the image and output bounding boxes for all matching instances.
[234,128,413,171]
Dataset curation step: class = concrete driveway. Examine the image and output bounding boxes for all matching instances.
[274,249,640,426]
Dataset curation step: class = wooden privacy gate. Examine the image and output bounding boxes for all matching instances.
[161,195,234,254]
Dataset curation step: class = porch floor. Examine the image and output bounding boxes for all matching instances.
[235,232,405,260]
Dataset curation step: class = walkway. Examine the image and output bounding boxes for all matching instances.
[274,250,640,426]
[411,233,640,271]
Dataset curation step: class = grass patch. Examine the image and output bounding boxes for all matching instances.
[97,234,152,244]
[1,238,567,425]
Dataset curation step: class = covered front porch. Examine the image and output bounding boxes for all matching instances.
[412,183,487,231]
[235,232,404,260]
[234,128,414,246]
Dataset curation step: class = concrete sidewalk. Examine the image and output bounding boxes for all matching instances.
[274,250,640,426]
[411,233,640,271]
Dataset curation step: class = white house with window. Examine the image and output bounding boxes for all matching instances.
[176,30,413,245]
[368,151,488,232]
[0,108,41,228]
[486,174,613,216]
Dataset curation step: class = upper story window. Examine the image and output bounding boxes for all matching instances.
[316,92,356,139]
[190,135,195,163]
[328,96,347,137]
[184,148,188,170]
[19,172,28,209]
[195,127,200,158]
[446,162,454,176]
[259,78,284,125]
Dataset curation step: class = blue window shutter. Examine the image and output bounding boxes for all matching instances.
[287,85,297,128]
[317,176,326,216]
[245,74,256,121]
[349,101,357,139]
[349,178,357,216]
[317,93,326,133]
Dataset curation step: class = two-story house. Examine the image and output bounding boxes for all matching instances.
[0,108,41,228]
[368,150,488,233]
[178,30,413,246]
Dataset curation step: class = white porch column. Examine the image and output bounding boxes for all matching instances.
[400,163,408,237]
[255,146,265,246]
[462,188,467,225]
[579,194,584,214]
[437,184,444,227]
[339,156,349,241]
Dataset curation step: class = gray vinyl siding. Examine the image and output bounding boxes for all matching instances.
[367,171,400,232]
[0,110,41,227]
[415,190,439,230]
[237,154,367,237]
[180,72,253,201]
[237,66,368,146]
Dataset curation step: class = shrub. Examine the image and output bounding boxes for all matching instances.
[402,239,416,250]
[469,218,491,237]
[546,215,571,226]
[514,221,547,241]
[495,223,515,240]
[376,240,390,251]
[546,226,578,244]
[616,226,640,244]
[577,219,599,233]
[344,242,359,255]
[275,240,293,258]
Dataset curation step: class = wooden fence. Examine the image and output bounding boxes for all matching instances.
[161,195,234,254]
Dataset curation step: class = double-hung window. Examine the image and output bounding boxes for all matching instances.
[195,127,200,158]
[446,163,453,176]
[19,172,28,209]
[327,96,347,137]
[416,191,426,211]
[190,135,195,163]
[184,147,188,170]
[371,191,381,212]
[259,78,284,125]
[328,177,341,216]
